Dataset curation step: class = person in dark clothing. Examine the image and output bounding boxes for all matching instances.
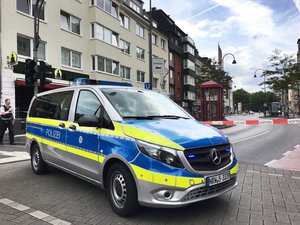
[0,99,15,145]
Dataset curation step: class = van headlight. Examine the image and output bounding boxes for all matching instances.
[136,140,183,168]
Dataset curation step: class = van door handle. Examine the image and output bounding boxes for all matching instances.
[59,122,65,128]
[69,124,76,130]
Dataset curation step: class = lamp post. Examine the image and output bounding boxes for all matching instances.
[220,53,237,115]
[254,69,267,117]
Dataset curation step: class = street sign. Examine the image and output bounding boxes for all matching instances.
[54,68,62,79]
[144,83,152,90]
[152,58,165,75]
[8,51,18,66]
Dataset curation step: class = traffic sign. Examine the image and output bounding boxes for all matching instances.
[144,83,152,90]
[8,51,18,66]
[54,68,62,79]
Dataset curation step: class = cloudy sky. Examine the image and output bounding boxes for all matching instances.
[143,0,300,93]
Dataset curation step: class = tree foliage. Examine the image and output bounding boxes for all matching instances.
[197,59,232,90]
[233,89,280,112]
[265,49,300,92]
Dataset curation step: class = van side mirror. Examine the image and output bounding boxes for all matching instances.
[78,115,101,127]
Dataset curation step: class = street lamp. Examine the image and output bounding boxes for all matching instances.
[254,69,267,117]
[220,53,237,115]
[222,53,237,66]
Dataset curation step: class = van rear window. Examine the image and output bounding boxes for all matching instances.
[29,91,73,121]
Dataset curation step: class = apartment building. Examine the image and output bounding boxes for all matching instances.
[0,0,168,114]
[151,9,197,115]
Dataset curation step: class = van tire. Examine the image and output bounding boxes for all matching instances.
[106,163,140,217]
[31,144,49,175]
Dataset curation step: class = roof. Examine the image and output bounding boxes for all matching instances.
[200,80,223,88]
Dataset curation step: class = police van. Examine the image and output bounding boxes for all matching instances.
[26,85,238,216]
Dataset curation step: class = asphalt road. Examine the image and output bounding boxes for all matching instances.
[223,114,300,166]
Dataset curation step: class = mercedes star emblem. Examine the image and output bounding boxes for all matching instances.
[210,148,221,165]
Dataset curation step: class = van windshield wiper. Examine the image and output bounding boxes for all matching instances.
[123,115,189,120]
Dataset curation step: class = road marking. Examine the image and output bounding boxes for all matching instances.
[0,151,30,164]
[15,134,25,137]
[283,151,292,156]
[0,197,71,225]
[232,130,271,144]
[292,176,300,180]
[246,170,283,177]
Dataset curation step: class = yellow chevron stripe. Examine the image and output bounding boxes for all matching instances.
[122,124,184,151]
[230,163,239,174]
[130,164,204,188]
[26,133,105,163]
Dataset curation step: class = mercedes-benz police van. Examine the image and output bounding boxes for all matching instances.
[26,85,238,216]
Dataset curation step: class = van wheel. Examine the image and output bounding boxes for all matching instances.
[106,163,140,217]
[31,144,49,175]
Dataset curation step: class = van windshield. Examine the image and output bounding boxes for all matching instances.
[101,89,190,120]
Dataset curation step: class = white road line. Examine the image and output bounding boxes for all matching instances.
[292,176,300,180]
[264,159,277,167]
[0,151,30,164]
[283,151,292,156]
[232,130,271,144]
[0,197,71,224]
[15,134,25,137]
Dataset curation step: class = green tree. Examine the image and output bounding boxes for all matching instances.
[265,49,300,117]
[198,60,232,90]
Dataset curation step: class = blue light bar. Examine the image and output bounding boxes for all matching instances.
[225,148,231,152]
[188,154,196,159]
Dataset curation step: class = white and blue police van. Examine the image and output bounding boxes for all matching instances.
[26,85,238,216]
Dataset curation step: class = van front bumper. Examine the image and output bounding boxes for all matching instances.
[137,174,237,208]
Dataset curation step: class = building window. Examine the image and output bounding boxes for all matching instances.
[152,78,158,89]
[183,44,195,55]
[17,0,45,20]
[129,0,142,14]
[120,66,130,80]
[91,23,118,47]
[92,55,119,75]
[61,48,81,68]
[136,47,145,60]
[183,59,195,71]
[137,70,145,82]
[152,34,157,45]
[136,24,144,38]
[184,91,196,100]
[184,75,195,86]
[161,39,166,50]
[170,87,175,99]
[119,13,130,29]
[17,36,31,57]
[170,69,174,85]
[119,39,130,54]
[169,52,174,67]
[60,11,81,35]
[17,35,46,59]
[91,0,118,18]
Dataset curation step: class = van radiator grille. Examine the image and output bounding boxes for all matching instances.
[184,144,231,171]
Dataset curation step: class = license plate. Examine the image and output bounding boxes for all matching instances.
[207,172,230,186]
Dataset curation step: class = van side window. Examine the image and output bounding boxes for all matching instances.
[29,91,73,121]
[75,90,102,121]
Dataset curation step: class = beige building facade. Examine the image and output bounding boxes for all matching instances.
[0,0,168,114]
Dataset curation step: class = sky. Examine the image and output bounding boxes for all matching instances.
[143,0,300,93]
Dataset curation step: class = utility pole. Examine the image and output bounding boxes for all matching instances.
[148,0,153,90]
[33,0,44,95]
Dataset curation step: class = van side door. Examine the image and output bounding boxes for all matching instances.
[65,90,102,181]
[27,91,73,163]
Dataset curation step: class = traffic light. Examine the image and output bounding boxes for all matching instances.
[25,59,37,87]
[39,61,52,88]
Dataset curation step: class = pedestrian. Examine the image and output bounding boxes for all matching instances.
[0,98,15,145]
